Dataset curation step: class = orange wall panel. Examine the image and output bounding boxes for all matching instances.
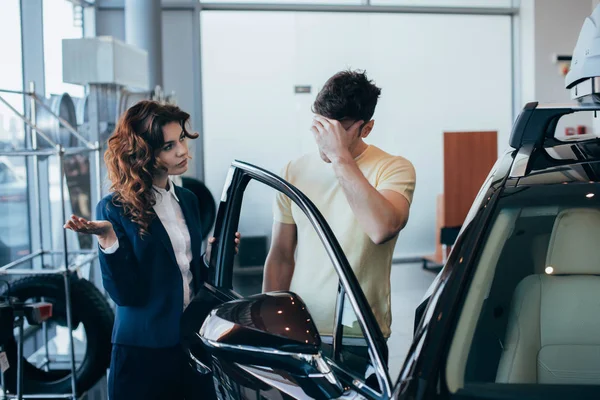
[443,131,497,228]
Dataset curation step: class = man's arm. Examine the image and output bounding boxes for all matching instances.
[332,157,410,244]
[262,222,298,292]
[311,116,412,244]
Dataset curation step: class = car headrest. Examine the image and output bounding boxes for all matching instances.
[546,208,600,275]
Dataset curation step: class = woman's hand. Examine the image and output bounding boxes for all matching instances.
[64,214,117,249]
[205,232,241,264]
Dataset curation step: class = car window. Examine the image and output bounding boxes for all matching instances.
[323,289,381,390]
[231,180,362,335]
[446,183,600,394]
[230,181,272,297]
[231,182,338,320]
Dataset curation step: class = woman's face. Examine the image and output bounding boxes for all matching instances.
[155,121,189,176]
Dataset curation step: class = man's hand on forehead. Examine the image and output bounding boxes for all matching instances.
[314,115,362,134]
[311,115,363,163]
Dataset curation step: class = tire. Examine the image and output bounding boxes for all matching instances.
[0,274,114,395]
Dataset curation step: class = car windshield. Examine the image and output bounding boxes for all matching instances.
[446,181,600,397]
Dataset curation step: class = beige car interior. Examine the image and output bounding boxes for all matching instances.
[496,208,600,385]
[446,207,600,392]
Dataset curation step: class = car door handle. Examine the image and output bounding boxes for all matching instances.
[188,350,212,375]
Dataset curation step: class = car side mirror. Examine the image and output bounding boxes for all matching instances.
[200,291,344,399]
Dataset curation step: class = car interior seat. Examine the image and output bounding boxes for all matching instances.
[496,208,600,384]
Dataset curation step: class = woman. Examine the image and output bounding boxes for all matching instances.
[64,100,237,399]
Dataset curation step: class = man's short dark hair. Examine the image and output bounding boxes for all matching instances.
[312,70,382,122]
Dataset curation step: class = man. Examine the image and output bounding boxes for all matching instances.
[262,70,416,338]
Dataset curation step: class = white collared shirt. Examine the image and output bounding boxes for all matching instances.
[100,180,194,310]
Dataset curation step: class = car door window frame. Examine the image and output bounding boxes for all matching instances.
[207,160,393,397]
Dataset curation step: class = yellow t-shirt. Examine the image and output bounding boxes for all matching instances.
[273,145,416,337]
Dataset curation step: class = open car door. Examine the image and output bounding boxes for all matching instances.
[183,161,394,399]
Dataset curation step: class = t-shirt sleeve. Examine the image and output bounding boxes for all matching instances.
[376,157,416,204]
[273,161,296,224]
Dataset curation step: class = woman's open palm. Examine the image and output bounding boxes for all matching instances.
[64,215,113,237]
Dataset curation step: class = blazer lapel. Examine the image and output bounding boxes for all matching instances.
[150,215,178,267]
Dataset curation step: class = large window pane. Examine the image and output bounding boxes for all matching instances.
[200,0,516,6]
[43,0,89,255]
[43,0,84,97]
[0,0,25,149]
[371,0,517,7]
[203,0,360,4]
[0,1,30,266]
[0,156,30,266]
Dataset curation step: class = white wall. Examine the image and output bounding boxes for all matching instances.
[519,0,536,109]
[202,12,513,258]
[518,0,595,137]
[534,0,592,105]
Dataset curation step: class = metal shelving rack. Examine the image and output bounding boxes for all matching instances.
[0,82,102,400]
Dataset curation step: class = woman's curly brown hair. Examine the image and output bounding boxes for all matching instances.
[104,100,198,237]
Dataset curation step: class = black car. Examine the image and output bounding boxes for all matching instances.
[182,102,600,399]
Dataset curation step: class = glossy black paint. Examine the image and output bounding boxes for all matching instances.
[210,357,343,400]
[199,292,345,398]
[200,291,320,354]
[508,102,600,149]
[181,284,238,350]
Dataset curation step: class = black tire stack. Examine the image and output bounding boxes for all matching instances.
[0,274,114,395]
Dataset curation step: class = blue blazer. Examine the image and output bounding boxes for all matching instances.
[96,185,204,348]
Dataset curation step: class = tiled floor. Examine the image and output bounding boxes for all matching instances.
[387,262,437,380]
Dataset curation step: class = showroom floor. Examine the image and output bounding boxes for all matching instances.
[388,262,437,379]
